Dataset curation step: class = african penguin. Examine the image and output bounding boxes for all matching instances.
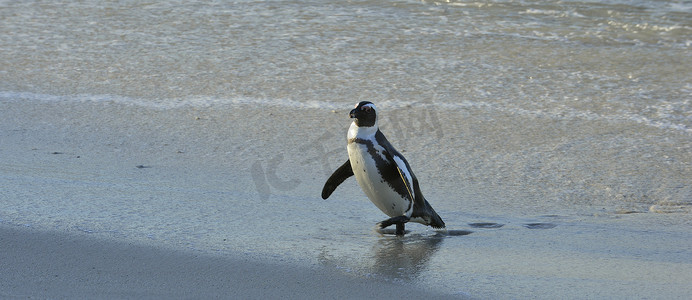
[322,101,445,235]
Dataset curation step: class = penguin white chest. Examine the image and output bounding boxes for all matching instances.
[347,141,411,218]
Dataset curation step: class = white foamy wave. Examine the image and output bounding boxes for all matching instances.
[2,91,689,134]
[0,91,344,110]
[521,8,586,19]
[343,98,692,134]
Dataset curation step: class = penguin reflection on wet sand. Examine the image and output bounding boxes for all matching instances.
[322,101,445,236]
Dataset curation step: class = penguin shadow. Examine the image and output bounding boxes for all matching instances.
[368,233,446,280]
[376,228,473,237]
[467,222,557,230]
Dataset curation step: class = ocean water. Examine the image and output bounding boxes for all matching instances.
[1,0,691,298]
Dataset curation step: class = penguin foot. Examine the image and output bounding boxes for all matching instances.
[377,216,410,236]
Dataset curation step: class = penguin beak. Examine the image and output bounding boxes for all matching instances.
[349,108,357,119]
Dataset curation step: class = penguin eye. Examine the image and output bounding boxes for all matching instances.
[362,106,372,112]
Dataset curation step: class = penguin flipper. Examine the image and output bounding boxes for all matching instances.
[375,130,416,202]
[321,160,354,199]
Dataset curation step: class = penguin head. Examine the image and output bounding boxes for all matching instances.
[350,101,377,127]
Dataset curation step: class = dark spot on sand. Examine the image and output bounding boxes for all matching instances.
[615,209,641,214]
[441,230,473,236]
[136,165,151,169]
[523,223,557,229]
[51,152,63,155]
[468,222,504,228]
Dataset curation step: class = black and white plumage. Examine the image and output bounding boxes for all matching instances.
[322,101,445,235]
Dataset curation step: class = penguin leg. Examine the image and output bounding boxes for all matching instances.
[378,216,410,236]
[395,223,406,236]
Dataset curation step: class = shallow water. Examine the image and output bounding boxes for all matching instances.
[1,0,691,298]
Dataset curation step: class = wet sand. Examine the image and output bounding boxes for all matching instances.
[0,99,459,299]
[0,224,450,299]
[1,98,691,299]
